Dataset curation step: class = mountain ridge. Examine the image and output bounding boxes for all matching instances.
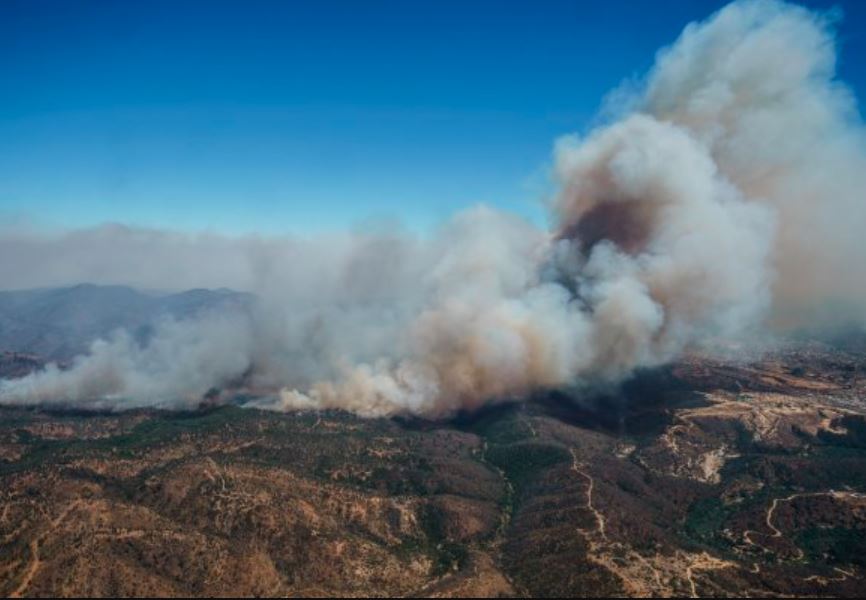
[0,284,254,362]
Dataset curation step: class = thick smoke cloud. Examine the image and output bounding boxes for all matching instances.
[2,313,256,409]
[641,0,866,328]
[1,0,864,416]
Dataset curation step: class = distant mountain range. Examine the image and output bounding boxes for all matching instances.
[0,284,254,363]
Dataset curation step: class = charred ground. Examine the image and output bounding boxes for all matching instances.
[1,339,865,597]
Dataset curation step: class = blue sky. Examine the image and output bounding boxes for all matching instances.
[1,0,864,235]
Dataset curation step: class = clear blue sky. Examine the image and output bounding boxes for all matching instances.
[1,0,864,234]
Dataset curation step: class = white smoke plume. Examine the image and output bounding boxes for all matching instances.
[1,0,864,416]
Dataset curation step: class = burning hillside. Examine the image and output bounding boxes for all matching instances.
[1,337,865,596]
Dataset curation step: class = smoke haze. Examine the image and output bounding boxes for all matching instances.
[1,0,865,416]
